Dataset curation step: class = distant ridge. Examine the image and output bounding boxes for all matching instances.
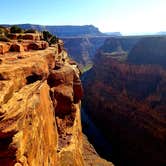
[1,24,104,37]
[156,31,166,35]
[104,32,122,36]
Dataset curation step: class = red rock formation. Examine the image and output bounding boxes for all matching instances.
[9,43,24,52]
[48,63,83,115]
[21,33,41,40]
[7,33,41,41]
[27,41,49,50]
[83,51,166,166]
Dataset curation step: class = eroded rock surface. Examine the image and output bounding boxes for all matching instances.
[0,35,111,166]
[83,47,166,166]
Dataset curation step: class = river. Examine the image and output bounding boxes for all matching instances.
[81,108,113,160]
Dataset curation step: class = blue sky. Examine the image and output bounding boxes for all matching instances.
[1,0,166,34]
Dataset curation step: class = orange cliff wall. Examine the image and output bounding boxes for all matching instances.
[0,35,114,166]
[0,38,84,166]
[0,81,57,166]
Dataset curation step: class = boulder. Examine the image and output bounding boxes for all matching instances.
[22,33,41,40]
[48,64,83,115]
[9,43,24,52]
[27,41,48,50]
[7,33,18,40]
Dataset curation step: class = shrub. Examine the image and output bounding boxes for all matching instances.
[10,25,23,33]
[42,31,58,46]
[43,31,52,41]
[49,36,58,45]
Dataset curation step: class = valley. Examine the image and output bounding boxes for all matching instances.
[1,24,166,166]
[82,36,166,166]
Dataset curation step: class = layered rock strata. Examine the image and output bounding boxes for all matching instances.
[0,35,113,166]
[83,49,166,166]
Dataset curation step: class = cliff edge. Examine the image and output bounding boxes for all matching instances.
[0,30,113,166]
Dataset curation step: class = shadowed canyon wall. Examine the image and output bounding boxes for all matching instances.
[128,36,166,68]
[83,37,166,166]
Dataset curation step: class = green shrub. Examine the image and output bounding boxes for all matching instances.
[49,36,58,45]
[43,31,52,41]
[42,31,58,46]
[10,25,23,33]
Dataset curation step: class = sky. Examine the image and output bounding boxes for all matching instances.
[1,0,166,35]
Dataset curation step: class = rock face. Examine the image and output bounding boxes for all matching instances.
[0,35,112,166]
[83,39,166,166]
[0,31,48,54]
[128,36,166,68]
[62,36,142,67]
[99,37,140,53]
[0,81,57,166]
[63,37,108,67]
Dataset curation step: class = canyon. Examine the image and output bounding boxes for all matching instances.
[1,24,166,166]
[62,36,141,68]
[83,37,166,166]
[0,29,114,166]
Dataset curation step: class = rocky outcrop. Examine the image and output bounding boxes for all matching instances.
[26,41,49,50]
[0,36,48,54]
[9,43,24,52]
[0,35,112,165]
[7,33,41,41]
[83,45,166,166]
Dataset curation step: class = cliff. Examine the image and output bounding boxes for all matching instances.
[62,36,141,67]
[83,40,166,166]
[62,37,108,67]
[128,36,166,68]
[0,31,113,166]
[62,36,142,67]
